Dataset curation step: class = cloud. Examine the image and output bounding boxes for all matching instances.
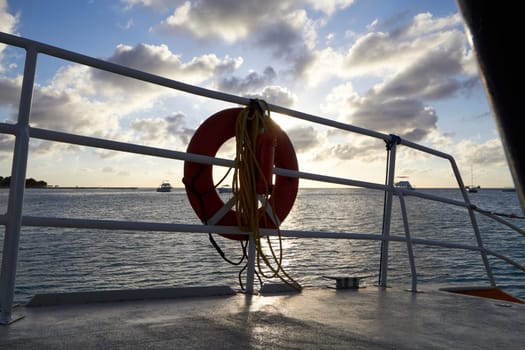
[117,19,134,30]
[401,12,463,38]
[96,43,242,86]
[0,133,13,158]
[373,36,472,101]
[245,86,296,108]
[154,1,273,43]
[166,113,194,143]
[218,66,276,92]
[255,9,317,52]
[86,164,129,178]
[152,0,352,42]
[254,9,320,80]
[35,42,243,132]
[150,1,348,81]
[326,12,465,81]
[456,138,507,166]
[0,75,22,114]
[286,122,387,163]
[301,47,343,86]
[286,125,322,153]
[312,12,479,145]
[0,41,245,161]
[130,112,194,145]
[120,0,183,11]
[30,92,89,131]
[296,11,473,95]
[216,66,295,107]
[322,80,438,143]
[306,0,354,15]
[326,138,384,162]
[345,30,466,79]
[0,0,19,69]
[0,0,18,35]
[350,96,438,142]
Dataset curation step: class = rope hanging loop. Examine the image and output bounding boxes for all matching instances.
[233,99,279,230]
[232,99,302,291]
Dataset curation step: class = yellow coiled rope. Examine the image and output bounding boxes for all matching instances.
[232,100,301,291]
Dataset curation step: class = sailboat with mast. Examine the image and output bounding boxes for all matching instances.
[467,165,479,193]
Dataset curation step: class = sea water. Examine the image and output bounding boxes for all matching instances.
[1,187,524,304]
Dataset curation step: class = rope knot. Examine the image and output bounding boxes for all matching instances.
[385,134,402,151]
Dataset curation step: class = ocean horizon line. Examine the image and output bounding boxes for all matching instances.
[6,185,516,191]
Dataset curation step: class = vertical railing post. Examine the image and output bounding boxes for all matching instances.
[245,233,256,294]
[379,135,399,287]
[0,46,37,324]
[448,158,495,285]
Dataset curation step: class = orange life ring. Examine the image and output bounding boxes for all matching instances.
[183,107,299,240]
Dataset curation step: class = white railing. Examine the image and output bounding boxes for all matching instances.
[1,31,524,324]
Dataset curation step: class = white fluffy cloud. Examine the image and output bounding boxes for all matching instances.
[244,86,296,108]
[0,0,19,70]
[99,43,242,85]
[314,12,477,147]
[0,0,17,35]
[130,112,194,145]
[456,138,507,166]
[287,125,322,152]
[0,41,246,159]
[150,0,352,43]
[149,0,347,81]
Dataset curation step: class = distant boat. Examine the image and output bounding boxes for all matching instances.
[218,185,232,193]
[156,181,172,192]
[394,180,414,190]
[467,185,480,193]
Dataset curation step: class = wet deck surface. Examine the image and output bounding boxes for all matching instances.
[1,286,525,349]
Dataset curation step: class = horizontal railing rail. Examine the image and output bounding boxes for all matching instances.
[0,214,523,269]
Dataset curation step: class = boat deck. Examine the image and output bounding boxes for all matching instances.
[2,286,524,349]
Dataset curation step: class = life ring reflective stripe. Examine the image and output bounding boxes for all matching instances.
[183,107,299,241]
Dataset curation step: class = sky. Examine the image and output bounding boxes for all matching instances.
[0,0,514,189]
